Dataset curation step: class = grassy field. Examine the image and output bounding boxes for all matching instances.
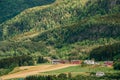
[43,65,120,76]
[2,64,120,80]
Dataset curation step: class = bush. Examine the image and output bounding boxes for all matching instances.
[113,61,120,70]
[58,73,67,79]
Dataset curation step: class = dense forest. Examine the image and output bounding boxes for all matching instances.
[0,41,49,59]
[0,0,120,40]
[0,55,47,76]
[0,0,55,23]
[32,14,120,47]
[90,42,120,61]
[0,0,119,62]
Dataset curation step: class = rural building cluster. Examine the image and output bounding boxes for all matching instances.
[51,59,113,67]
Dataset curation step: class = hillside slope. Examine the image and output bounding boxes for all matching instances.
[0,14,120,59]
[0,0,119,40]
[0,0,55,24]
[0,0,119,59]
[31,14,120,59]
[32,14,120,46]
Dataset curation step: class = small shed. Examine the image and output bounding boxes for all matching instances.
[84,60,95,65]
[52,60,69,64]
[96,72,105,77]
[52,59,61,64]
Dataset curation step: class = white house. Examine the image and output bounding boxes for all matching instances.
[51,59,61,64]
[96,72,105,77]
[94,62,100,65]
[84,60,95,64]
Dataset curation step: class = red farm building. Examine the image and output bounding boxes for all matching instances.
[104,61,113,67]
[71,60,82,64]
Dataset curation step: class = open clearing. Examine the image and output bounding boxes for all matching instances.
[45,65,117,73]
[0,64,77,80]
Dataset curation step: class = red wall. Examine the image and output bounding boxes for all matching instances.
[71,61,81,64]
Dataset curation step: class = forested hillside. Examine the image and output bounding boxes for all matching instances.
[0,0,119,40]
[0,41,49,59]
[32,14,120,46]
[0,0,119,61]
[0,0,55,23]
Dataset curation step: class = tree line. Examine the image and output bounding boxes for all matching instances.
[0,55,48,68]
[0,55,48,76]
[90,42,120,61]
[89,42,120,70]
[25,72,120,80]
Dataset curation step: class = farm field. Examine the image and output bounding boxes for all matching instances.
[0,64,77,80]
[43,65,120,76]
[1,64,120,80]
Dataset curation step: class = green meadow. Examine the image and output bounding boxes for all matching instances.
[42,65,120,76]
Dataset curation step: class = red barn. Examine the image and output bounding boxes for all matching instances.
[104,61,113,66]
[52,60,69,64]
[60,60,66,64]
[71,60,81,64]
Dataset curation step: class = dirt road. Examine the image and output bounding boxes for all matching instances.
[1,64,77,80]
